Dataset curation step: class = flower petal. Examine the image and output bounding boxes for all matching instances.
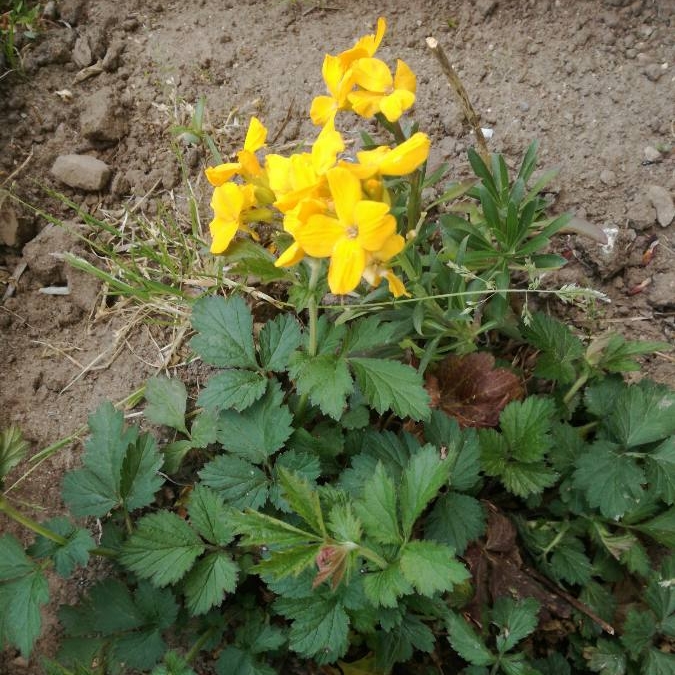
[378,132,430,176]
[378,89,416,123]
[374,233,405,261]
[326,167,362,225]
[275,241,305,267]
[384,270,409,297]
[394,59,417,94]
[310,95,338,127]
[328,237,366,294]
[353,17,387,58]
[209,218,238,254]
[347,89,384,120]
[244,117,267,152]
[351,57,393,93]
[295,214,344,258]
[211,182,245,221]
[205,163,241,186]
[312,118,344,175]
[354,202,396,251]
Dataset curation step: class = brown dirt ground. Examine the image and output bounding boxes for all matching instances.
[0,0,673,672]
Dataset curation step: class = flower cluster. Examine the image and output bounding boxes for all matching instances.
[205,18,429,297]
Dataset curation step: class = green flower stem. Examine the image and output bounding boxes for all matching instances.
[185,625,218,664]
[563,371,589,406]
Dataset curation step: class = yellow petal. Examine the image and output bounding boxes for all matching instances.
[265,153,292,196]
[237,149,263,178]
[211,182,245,221]
[378,132,430,176]
[321,53,345,98]
[275,241,305,267]
[378,89,416,123]
[351,57,393,93]
[326,167,362,225]
[283,198,326,236]
[205,163,241,186]
[312,119,344,175]
[347,89,384,120]
[384,270,409,297]
[295,214,344,258]
[394,59,417,94]
[353,17,386,57]
[374,233,405,261]
[354,202,396,251]
[209,217,238,254]
[244,116,267,152]
[328,237,366,294]
[310,95,337,126]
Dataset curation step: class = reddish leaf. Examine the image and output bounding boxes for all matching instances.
[432,353,523,428]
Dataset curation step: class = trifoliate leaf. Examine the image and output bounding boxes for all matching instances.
[183,551,238,615]
[190,295,258,368]
[288,352,352,420]
[197,369,267,412]
[499,397,555,462]
[144,376,188,434]
[621,608,656,658]
[587,333,671,374]
[187,484,235,545]
[277,468,325,536]
[446,611,495,667]
[363,562,413,608]
[605,381,675,447]
[426,492,486,554]
[350,357,430,421]
[27,517,93,577]
[199,455,269,510]
[274,592,349,662]
[0,535,49,657]
[424,411,481,491]
[400,444,450,538]
[119,512,205,586]
[217,381,293,462]
[646,437,675,504]
[0,425,29,484]
[573,442,645,519]
[400,541,469,596]
[521,312,584,384]
[62,402,162,517]
[584,638,626,675]
[259,313,303,372]
[355,462,401,545]
[492,596,540,653]
[215,646,276,675]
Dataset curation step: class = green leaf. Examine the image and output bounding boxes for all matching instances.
[350,357,430,421]
[199,455,269,510]
[343,316,399,355]
[327,502,362,542]
[236,614,287,653]
[197,369,267,412]
[573,442,645,519]
[274,592,349,662]
[0,535,49,658]
[446,611,495,667]
[400,541,469,596]
[426,492,486,555]
[216,646,276,675]
[373,612,436,673]
[355,462,401,545]
[584,638,626,675]
[190,295,258,368]
[120,512,205,586]
[152,651,198,675]
[253,545,321,580]
[492,596,539,653]
[644,648,675,675]
[189,408,219,448]
[277,468,325,536]
[288,352,352,420]
[499,397,555,462]
[270,450,322,513]
[234,509,321,548]
[183,551,238,615]
[621,608,656,658]
[647,437,675,504]
[635,507,675,547]
[259,313,303,372]
[62,402,161,517]
[549,540,593,586]
[0,425,29,483]
[144,376,188,434]
[588,333,671,374]
[188,484,235,545]
[162,440,194,475]
[217,381,293,462]
[27,517,94,577]
[363,562,413,608]
[400,444,451,538]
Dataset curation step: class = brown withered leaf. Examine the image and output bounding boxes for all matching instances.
[432,352,524,428]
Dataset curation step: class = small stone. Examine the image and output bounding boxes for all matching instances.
[80,87,128,142]
[51,154,111,191]
[22,223,81,283]
[475,0,497,20]
[101,39,125,72]
[72,35,93,68]
[648,271,675,308]
[647,185,675,227]
[626,193,657,230]
[600,169,618,187]
[0,197,34,247]
[644,146,662,162]
[643,63,663,81]
[42,0,58,20]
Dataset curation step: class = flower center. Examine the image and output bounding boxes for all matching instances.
[346,225,358,239]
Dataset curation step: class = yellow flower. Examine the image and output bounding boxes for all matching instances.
[348,58,416,122]
[362,234,409,298]
[293,167,399,294]
[205,117,267,186]
[344,132,431,180]
[208,182,264,254]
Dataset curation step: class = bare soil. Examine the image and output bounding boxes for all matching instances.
[0,0,673,672]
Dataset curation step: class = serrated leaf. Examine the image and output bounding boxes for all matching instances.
[343,316,399,355]
[588,333,671,374]
[190,295,258,368]
[162,440,194,475]
[549,541,593,586]
[189,408,219,448]
[355,462,401,545]
[400,541,469,596]
[259,313,303,372]
[188,484,235,545]
[446,611,495,667]
[635,507,675,547]
[183,552,238,615]
[216,646,276,675]
[120,512,205,586]
[199,455,269,510]
[62,403,161,517]
[644,648,675,675]
[152,651,197,675]
[0,535,49,658]
[646,437,675,504]
[499,397,555,462]
[234,508,321,548]
[584,638,626,675]
[0,425,29,483]
[288,352,352,420]
[373,612,436,673]
[350,357,430,421]
[426,492,486,554]
[216,381,293,462]
[573,442,645,519]
[27,517,94,577]
[362,562,413,608]
[400,444,450,537]
[277,468,325,536]
[621,609,656,658]
[144,376,188,434]
[236,615,287,653]
[327,502,362,543]
[492,596,539,653]
[253,544,321,580]
[197,369,267,412]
